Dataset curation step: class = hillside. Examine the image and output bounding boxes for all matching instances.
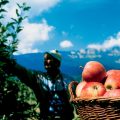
[14,48,120,80]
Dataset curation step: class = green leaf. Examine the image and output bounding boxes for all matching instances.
[11,18,18,22]
[16,9,20,16]
[11,33,16,39]
[17,3,22,8]
[22,2,26,6]
[0,0,9,6]
[6,22,15,28]
[18,17,23,24]
[17,27,23,33]
[23,6,31,11]
[0,15,4,19]
[0,9,7,13]
[6,33,12,37]
[1,26,7,32]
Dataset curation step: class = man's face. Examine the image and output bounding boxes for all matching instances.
[44,53,59,71]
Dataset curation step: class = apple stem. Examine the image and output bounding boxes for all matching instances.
[79,66,84,69]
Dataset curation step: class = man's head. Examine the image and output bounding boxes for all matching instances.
[44,50,62,71]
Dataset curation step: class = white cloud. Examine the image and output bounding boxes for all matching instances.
[17,19,55,54]
[27,0,61,17]
[87,32,120,50]
[5,0,60,19]
[3,0,59,54]
[60,40,73,48]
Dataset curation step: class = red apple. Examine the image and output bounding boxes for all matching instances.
[103,89,120,98]
[104,76,120,91]
[76,81,87,97]
[104,70,120,91]
[107,69,120,78]
[80,82,106,98]
[82,61,107,82]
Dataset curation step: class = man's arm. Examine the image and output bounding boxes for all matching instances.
[13,63,38,87]
[1,57,39,88]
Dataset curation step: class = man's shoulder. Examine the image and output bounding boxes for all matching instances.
[33,70,47,79]
[29,70,45,78]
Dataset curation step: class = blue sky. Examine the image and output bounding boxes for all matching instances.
[5,0,120,54]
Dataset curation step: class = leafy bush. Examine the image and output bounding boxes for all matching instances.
[0,77,40,120]
[0,0,40,119]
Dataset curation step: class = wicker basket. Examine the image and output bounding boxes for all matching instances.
[68,81,120,120]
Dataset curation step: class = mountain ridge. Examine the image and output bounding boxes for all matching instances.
[14,48,120,81]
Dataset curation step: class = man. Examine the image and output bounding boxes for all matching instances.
[3,50,74,120]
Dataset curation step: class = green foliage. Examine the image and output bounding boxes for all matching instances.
[0,0,40,119]
[0,0,30,75]
[0,0,31,57]
[0,0,31,79]
[0,77,40,120]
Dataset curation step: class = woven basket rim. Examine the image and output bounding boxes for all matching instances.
[68,81,120,103]
[72,96,120,102]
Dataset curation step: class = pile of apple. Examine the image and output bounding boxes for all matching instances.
[76,61,120,98]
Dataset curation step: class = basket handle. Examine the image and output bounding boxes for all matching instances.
[68,81,78,102]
